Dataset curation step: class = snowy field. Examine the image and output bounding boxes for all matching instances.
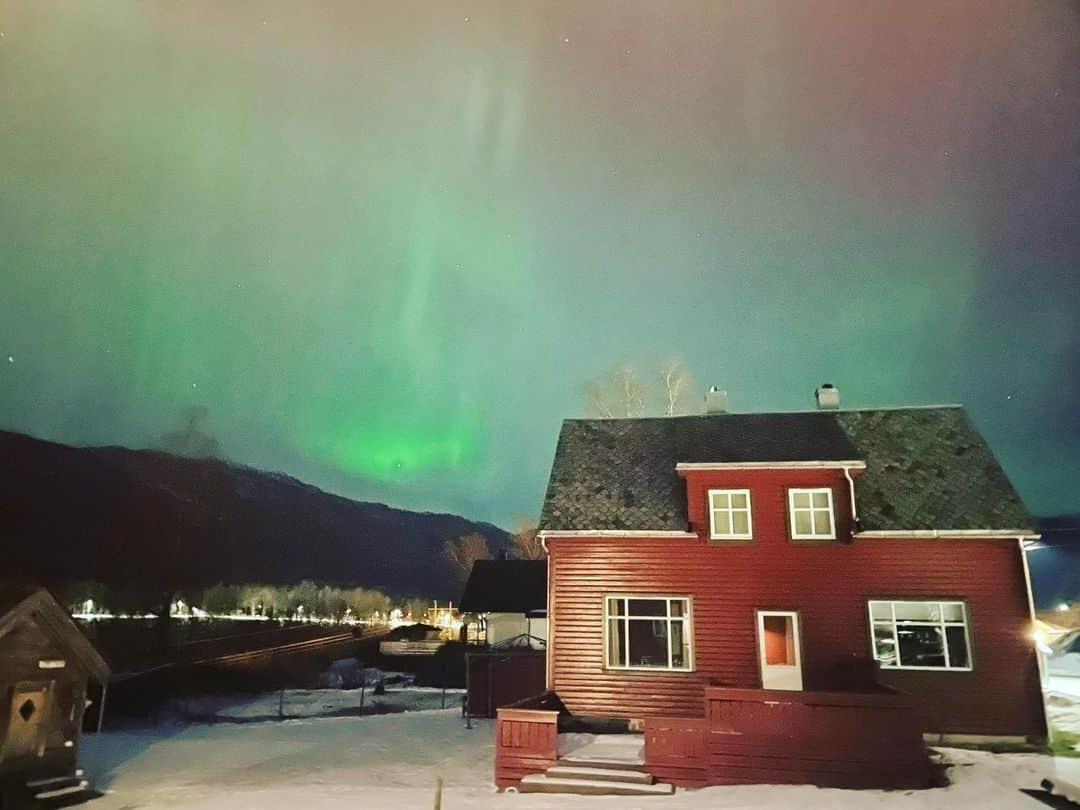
[82,704,1070,810]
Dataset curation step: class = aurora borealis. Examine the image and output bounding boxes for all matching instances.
[1,1,1078,525]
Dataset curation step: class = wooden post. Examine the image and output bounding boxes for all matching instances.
[434,776,443,810]
[359,680,366,716]
[464,650,472,728]
[441,663,447,709]
[96,681,108,733]
[278,688,284,720]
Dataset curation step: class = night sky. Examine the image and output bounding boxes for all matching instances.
[2,1,1078,527]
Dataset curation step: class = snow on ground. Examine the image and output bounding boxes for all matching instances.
[1047,675,1080,700]
[1045,676,1080,749]
[83,707,1062,810]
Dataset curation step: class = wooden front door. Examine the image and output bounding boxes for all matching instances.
[4,682,52,760]
[757,611,803,691]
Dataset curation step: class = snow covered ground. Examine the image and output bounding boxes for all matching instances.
[82,706,1065,809]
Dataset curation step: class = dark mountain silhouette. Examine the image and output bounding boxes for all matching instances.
[1,430,508,602]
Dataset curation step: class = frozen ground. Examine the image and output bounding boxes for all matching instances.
[82,706,1067,810]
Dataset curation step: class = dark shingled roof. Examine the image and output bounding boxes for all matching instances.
[538,406,1034,534]
[0,584,111,680]
[459,560,547,615]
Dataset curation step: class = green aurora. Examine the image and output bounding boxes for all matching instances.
[1,1,1078,524]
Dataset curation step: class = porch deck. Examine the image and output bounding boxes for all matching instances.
[495,684,931,791]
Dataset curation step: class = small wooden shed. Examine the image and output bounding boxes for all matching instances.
[0,585,110,806]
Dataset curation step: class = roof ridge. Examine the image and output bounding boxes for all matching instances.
[563,404,964,423]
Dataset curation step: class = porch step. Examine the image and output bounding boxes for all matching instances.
[25,772,101,808]
[558,755,645,771]
[26,775,85,791]
[34,781,90,800]
[546,765,653,784]
[519,774,674,796]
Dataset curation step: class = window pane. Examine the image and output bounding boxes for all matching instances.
[669,600,684,617]
[730,492,747,509]
[812,491,830,508]
[873,623,898,667]
[608,598,626,617]
[897,624,946,667]
[794,510,813,535]
[941,603,965,623]
[670,621,686,668]
[711,492,730,509]
[812,510,831,536]
[627,618,669,667]
[894,602,937,622]
[712,510,732,535]
[607,619,625,666]
[793,492,811,508]
[869,602,891,621]
[945,626,969,668]
[731,511,749,535]
[628,599,666,617]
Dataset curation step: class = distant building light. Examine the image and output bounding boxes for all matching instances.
[1058,603,1070,612]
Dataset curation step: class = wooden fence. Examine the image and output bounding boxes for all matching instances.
[467,650,546,718]
[645,685,929,789]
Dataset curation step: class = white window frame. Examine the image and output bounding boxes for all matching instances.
[788,487,836,540]
[603,595,693,672]
[708,489,753,540]
[867,600,973,672]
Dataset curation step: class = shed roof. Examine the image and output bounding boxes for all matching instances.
[0,584,111,681]
[458,560,547,615]
[538,406,1033,534]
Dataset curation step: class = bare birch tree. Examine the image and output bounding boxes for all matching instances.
[582,362,651,418]
[444,533,493,579]
[509,521,544,560]
[660,355,697,416]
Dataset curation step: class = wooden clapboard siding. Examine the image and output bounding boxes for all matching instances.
[548,467,1047,740]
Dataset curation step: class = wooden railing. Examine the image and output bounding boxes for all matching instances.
[494,692,564,789]
[643,716,709,786]
[645,685,929,790]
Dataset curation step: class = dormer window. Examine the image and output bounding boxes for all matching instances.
[708,489,753,540]
[788,488,835,540]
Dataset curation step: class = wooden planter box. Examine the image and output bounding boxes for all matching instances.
[493,692,563,789]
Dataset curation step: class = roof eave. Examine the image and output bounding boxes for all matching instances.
[676,460,867,473]
[853,529,1041,540]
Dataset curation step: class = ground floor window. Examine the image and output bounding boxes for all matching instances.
[605,596,692,671]
[868,600,972,671]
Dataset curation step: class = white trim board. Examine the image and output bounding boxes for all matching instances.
[538,530,698,539]
[676,461,866,472]
[855,530,1040,539]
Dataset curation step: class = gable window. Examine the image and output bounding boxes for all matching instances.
[788,488,836,539]
[708,489,753,539]
[868,600,972,671]
[605,596,692,671]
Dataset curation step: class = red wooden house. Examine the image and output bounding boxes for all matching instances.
[495,389,1046,794]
